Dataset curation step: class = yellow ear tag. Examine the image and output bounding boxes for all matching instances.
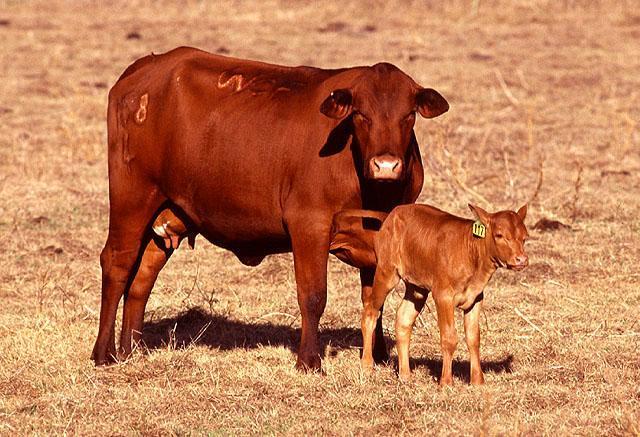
[472,220,486,238]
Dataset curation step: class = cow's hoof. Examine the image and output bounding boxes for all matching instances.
[372,344,390,364]
[295,355,322,373]
[92,355,117,367]
[91,347,117,367]
[116,349,133,363]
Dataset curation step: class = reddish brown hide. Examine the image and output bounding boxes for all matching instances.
[92,46,449,371]
[358,203,529,385]
[329,209,388,270]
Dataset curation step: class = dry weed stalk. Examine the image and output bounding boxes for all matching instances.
[494,68,520,107]
[526,112,545,205]
[444,146,494,209]
[502,144,515,200]
[514,307,546,337]
[569,163,584,223]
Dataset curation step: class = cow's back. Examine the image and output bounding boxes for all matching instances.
[107,47,364,251]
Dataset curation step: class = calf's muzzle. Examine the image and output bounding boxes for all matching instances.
[511,254,529,270]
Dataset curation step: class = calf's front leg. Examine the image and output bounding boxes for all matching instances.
[361,265,399,372]
[463,295,484,385]
[360,268,389,363]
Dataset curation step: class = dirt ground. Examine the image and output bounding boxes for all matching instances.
[1,0,639,435]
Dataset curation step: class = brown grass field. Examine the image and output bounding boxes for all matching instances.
[1,0,639,434]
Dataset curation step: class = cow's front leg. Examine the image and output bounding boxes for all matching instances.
[287,215,331,372]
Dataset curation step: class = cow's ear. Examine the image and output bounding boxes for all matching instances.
[468,203,491,225]
[517,204,528,221]
[320,89,353,119]
[416,88,449,119]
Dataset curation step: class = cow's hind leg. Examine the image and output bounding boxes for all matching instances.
[118,235,172,360]
[92,188,165,366]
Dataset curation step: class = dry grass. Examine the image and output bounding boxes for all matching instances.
[1,0,639,434]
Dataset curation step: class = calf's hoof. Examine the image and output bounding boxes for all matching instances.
[398,370,412,382]
[439,376,454,387]
[470,373,485,386]
[360,358,374,376]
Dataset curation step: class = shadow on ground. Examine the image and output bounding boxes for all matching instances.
[141,306,361,358]
[411,354,514,383]
[141,307,516,379]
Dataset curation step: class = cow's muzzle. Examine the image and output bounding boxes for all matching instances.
[368,155,403,181]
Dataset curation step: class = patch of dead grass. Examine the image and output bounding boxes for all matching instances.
[0,0,639,434]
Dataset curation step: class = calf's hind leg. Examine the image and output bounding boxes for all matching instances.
[434,293,457,386]
[395,283,427,381]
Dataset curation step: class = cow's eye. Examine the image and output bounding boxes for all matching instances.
[495,233,503,239]
[403,112,416,122]
[354,112,371,125]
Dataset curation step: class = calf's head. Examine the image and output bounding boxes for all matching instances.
[320,64,449,181]
[469,204,529,270]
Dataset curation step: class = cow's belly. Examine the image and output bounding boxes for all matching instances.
[170,185,287,244]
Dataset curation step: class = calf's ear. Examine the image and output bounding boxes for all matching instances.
[517,204,528,221]
[416,88,449,119]
[468,203,491,225]
[320,89,353,119]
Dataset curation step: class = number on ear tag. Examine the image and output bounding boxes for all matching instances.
[472,221,486,238]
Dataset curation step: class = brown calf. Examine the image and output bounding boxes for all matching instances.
[360,203,529,385]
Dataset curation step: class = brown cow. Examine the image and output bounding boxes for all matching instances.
[92,46,449,371]
[359,203,529,385]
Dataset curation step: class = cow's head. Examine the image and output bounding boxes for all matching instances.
[469,204,530,271]
[320,63,448,181]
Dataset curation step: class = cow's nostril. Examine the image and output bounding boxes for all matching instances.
[369,156,403,179]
